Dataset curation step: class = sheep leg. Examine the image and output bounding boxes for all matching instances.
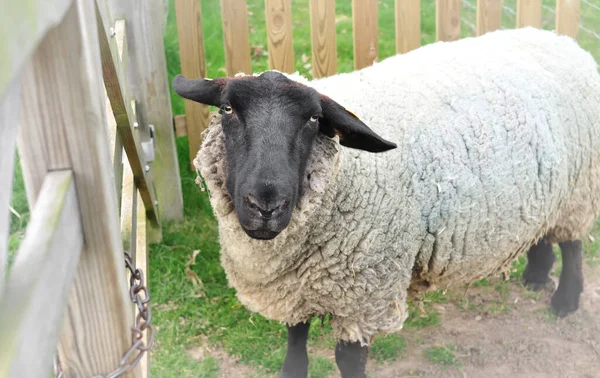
[551,240,584,317]
[522,237,556,291]
[278,321,310,378]
[335,340,368,378]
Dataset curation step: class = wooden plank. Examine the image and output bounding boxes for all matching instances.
[96,4,160,228]
[265,0,295,73]
[352,0,379,70]
[221,0,252,75]
[556,0,581,40]
[133,0,184,223]
[395,0,421,54]
[174,114,188,137]
[0,76,21,282]
[436,0,461,41]
[121,159,136,254]
[135,189,149,378]
[16,1,140,376]
[175,0,211,170]
[309,0,337,78]
[0,0,73,99]
[0,171,83,378]
[516,0,542,28]
[477,0,503,36]
[106,93,124,210]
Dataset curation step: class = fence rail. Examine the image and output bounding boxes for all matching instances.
[0,0,180,376]
[174,0,583,170]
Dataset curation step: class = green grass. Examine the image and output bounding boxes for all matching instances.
[371,334,407,362]
[424,344,462,368]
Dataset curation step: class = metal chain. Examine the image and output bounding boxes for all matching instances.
[54,251,154,378]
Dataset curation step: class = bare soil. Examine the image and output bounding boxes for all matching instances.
[189,263,600,378]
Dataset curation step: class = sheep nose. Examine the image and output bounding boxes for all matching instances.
[244,194,288,219]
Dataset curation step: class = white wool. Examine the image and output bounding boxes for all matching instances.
[195,27,600,345]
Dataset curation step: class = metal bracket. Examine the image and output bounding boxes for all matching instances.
[141,124,155,163]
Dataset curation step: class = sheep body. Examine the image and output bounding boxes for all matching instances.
[195,27,600,345]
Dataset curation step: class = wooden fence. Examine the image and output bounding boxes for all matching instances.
[174,0,583,170]
[0,0,183,377]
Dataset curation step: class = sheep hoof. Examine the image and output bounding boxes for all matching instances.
[550,285,582,317]
[522,276,555,292]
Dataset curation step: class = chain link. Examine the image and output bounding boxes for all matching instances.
[54,251,154,378]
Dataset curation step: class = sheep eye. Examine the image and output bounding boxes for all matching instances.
[222,105,233,115]
[310,115,319,122]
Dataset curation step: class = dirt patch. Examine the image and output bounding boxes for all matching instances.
[186,338,260,378]
[188,264,600,378]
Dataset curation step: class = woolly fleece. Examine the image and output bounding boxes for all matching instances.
[194,27,600,345]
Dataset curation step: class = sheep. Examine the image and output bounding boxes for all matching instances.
[172,27,600,378]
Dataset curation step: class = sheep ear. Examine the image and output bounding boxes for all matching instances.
[319,95,397,153]
[172,74,228,107]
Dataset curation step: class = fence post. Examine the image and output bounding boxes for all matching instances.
[221,0,252,76]
[556,0,581,40]
[16,0,140,375]
[175,0,211,170]
[436,0,461,41]
[110,0,184,222]
[352,0,379,70]
[0,78,21,285]
[477,0,503,36]
[516,0,542,28]
[266,0,295,73]
[309,0,337,78]
[395,0,421,54]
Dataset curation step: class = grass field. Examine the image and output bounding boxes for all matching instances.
[5,1,600,377]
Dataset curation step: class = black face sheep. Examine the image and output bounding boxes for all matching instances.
[172,27,600,378]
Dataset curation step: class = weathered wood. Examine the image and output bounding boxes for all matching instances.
[265,0,295,73]
[106,93,124,210]
[556,0,580,40]
[436,0,461,41]
[516,0,541,28]
[352,0,378,70]
[0,76,21,282]
[221,0,252,75]
[96,3,160,228]
[477,0,503,36]
[309,0,337,78]
[135,189,149,378]
[0,0,73,98]
[0,171,83,378]
[110,0,183,222]
[175,0,211,169]
[174,114,188,137]
[121,159,136,254]
[395,0,421,54]
[16,1,139,376]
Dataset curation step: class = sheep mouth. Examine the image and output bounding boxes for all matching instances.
[243,228,282,240]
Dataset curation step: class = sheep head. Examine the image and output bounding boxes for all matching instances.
[173,70,396,240]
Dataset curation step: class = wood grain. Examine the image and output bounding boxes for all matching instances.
[309,0,337,78]
[352,0,379,70]
[16,1,139,376]
[221,0,252,75]
[395,0,421,54]
[436,0,461,41]
[516,0,541,28]
[265,0,295,73]
[0,76,21,282]
[556,0,580,40]
[175,0,211,169]
[96,4,160,228]
[477,0,503,36]
[135,188,148,378]
[174,114,188,137]
[125,0,184,222]
[0,171,83,378]
[0,0,73,98]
